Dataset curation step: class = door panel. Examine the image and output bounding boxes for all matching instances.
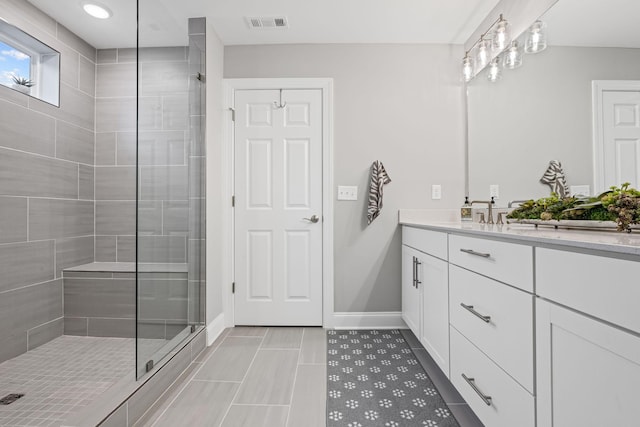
[246,139,272,208]
[234,89,323,325]
[602,89,640,189]
[401,245,421,337]
[284,139,310,208]
[537,300,640,427]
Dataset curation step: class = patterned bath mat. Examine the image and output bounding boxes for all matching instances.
[327,329,460,427]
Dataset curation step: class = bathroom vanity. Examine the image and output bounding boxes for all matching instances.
[400,212,640,427]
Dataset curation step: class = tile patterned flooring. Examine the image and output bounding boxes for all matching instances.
[0,328,483,427]
[138,327,327,427]
[141,327,483,427]
[0,336,134,427]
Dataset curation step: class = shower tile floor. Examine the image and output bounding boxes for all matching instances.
[0,335,164,427]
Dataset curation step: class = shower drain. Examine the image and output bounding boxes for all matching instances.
[0,393,24,405]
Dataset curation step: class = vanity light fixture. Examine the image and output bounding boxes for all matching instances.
[461,14,510,82]
[462,54,474,82]
[525,20,547,53]
[82,2,112,19]
[476,36,491,71]
[503,40,523,69]
[492,15,511,51]
[487,57,502,82]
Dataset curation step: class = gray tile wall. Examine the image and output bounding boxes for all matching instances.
[94,47,190,264]
[187,18,207,326]
[0,0,96,363]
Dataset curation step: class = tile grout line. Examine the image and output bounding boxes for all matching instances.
[147,329,232,427]
[216,328,269,426]
[284,328,305,427]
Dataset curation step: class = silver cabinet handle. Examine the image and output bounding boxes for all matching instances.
[303,215,319,223]
[415,258,421,287]
[460,248,491,258]
[460,303,491,323]
[461,374,492,406]
[412,256,417,288]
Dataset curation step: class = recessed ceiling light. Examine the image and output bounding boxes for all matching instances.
[82,2,112,19]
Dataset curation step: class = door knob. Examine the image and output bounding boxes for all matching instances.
[303,215,320,223]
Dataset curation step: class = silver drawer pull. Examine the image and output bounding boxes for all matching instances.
[460,303,491,323]
[415,259,422,286]
[460,248,491,258]
[462,373,492,406]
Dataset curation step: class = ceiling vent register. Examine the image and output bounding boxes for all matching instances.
[246,16,289,29]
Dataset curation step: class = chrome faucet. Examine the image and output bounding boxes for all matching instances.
[471,197,495,224]
[508,199,529,208]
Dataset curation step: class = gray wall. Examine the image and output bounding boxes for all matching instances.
[0,0,96,363]
[94,47,191,263]
[224,44,466,312]
[468,46,640,204]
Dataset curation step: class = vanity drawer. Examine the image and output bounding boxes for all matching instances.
[537,248,640,334]
[450,327,535,427]
[448,234,533,292]
[450,265,534,392]
[402,226,448,260]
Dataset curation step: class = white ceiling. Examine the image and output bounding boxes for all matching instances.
[28,0,500,49]
[542,0,640,48]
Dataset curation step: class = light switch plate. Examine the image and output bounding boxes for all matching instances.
[431,184,442,200]
[337,186,358,201]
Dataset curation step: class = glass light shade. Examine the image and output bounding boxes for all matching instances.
[487,57,502,83]
[492,18,511,51]
[462,55,474,82]
[83,2,112,19]
[503,41,523,69]
[525,20,547,53]
[476,37,491,71]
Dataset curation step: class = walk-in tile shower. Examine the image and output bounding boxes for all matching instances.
[0,0,206,425]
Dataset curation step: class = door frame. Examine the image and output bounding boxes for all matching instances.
[222,78,334,327]
[592,80,640,193]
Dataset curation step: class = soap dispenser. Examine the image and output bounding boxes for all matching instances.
[461,196,472,222]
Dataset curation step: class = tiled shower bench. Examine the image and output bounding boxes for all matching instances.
[62,262,189,339]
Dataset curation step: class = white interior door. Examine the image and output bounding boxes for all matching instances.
[594,82,640,192]
[234,89,323,325]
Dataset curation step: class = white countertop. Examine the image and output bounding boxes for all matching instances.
[399,210,640,256]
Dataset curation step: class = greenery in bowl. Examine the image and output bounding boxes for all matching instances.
[507,183,640,232]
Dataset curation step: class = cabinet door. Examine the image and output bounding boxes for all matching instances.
[401,245,421,338]
[537,300,640,427]
[420,253,449,377]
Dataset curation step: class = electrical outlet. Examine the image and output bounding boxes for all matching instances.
[490,184,500,199]
[337,186,358,201]
[570,185,590,197]
[431,184,442,200]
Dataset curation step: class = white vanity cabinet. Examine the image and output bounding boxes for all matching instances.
[401,222,640,427]
[448,235,535,427]
[401,244,422,336]
[536,248,640,427]
[401,226,450,376]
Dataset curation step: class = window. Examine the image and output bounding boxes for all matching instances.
[0,19,59,106]
[0,40,33,90]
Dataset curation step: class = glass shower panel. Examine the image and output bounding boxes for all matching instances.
[136,6,206,378]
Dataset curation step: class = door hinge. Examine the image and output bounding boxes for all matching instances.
[232,282,235,293]
[229,107,235,121]
[232,195,235,207]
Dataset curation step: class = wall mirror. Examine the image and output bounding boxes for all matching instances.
[467,0,640,206]
[0,17,60,106]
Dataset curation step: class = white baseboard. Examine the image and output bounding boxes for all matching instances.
[206,312,226,346]
[330,312,407,330]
